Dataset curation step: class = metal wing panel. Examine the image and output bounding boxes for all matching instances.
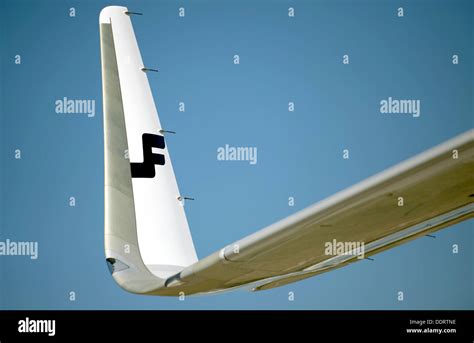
[156,129,473,296]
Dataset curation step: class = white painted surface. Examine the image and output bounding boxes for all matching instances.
[100,6,198,275]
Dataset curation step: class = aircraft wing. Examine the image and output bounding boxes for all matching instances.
[99,6,474,296]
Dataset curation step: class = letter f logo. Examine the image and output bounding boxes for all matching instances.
[131,133,165,178]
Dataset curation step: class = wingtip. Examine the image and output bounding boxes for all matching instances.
[99,5,129,24]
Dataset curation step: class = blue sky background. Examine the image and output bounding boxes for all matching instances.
[0,0,472,309]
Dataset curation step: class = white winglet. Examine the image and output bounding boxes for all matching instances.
[100,6,197,282]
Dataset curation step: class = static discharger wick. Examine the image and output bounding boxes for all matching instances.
[159,129,176,135]
[141,67,159,73]
[124,11,143,16]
